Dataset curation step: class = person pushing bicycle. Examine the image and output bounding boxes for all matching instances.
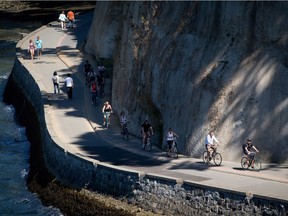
[242,138,259,168]
[205,131,219,161]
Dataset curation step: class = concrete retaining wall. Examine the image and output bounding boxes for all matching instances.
[4,28,287,216]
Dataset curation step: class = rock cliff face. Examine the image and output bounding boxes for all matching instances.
[85,1,288,163]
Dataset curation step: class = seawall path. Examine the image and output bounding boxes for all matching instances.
[6,10,288,215]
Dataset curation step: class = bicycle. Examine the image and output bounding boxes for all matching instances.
[166,137,178,158]
[241,152,261,172]
[91,92,97,106]
[202,145,222,166]
[98,83,104,98]
[103,111,112,128]
[141,132,152,151]
[121,122,130,140]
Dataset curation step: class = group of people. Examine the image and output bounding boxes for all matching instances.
[28,36,43,60]
[58,10,75,29]
[205,131,259,166]
[83,60,106,105]
[51,71,74,99]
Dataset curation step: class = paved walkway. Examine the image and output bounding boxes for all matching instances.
[18,11,288,202]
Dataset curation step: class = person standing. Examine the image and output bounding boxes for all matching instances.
[27,39,35,60]
[35,36,43,59]
[67,10,75,29]
[58,11,67,29]
[205,131,219,160]
[52,71,60,94]
[65,73,74,99]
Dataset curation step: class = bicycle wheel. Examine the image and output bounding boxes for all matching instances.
[213,152,222,166]
[253,159,261,172]
[241,157,249,170]
[166,144,171,157]
[92,95,96,106]
[147,139,152,151]
[202,151,208,163]
[171,144,178,159]
[126,131,129,140]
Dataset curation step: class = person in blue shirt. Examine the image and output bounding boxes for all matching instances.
[35,36,43,59]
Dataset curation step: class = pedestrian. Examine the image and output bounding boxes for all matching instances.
[52,71,60,94]
[27,39,35,60]
[65,73,74,99]
[35,36,43,59]
[58,11,67,29]
[67,10,75,29]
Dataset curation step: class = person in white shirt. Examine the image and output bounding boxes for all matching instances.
[52,71,60,94]
[58,11,68,29]
[65,73,74,99]
[205,131,219,160]
[166,128,179,151]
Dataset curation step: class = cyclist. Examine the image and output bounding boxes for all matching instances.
[141,120,153,145]
[167,128,179,151]
[90,80,97,105]
[102,101,113,126]
[205,131,219,160]
[97,74,105,97]
[83,60,92,85]
[242,139,259,168]
[120,111,127,134]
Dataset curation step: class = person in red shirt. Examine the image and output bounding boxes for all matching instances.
[67,10,75,29]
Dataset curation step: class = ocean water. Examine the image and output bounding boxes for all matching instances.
[0,18,62,216]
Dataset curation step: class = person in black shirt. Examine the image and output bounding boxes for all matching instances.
[242,138,259,168]
[141,120,153,145]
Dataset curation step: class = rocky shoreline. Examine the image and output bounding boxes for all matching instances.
[2,2,158,216]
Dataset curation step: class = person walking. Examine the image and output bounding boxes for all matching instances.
[52,71,60,94]
[35,36,43,59]
[58,11,67,29]
[67,10,75,29]
[65,73,74,99]
[27,39,35,60]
